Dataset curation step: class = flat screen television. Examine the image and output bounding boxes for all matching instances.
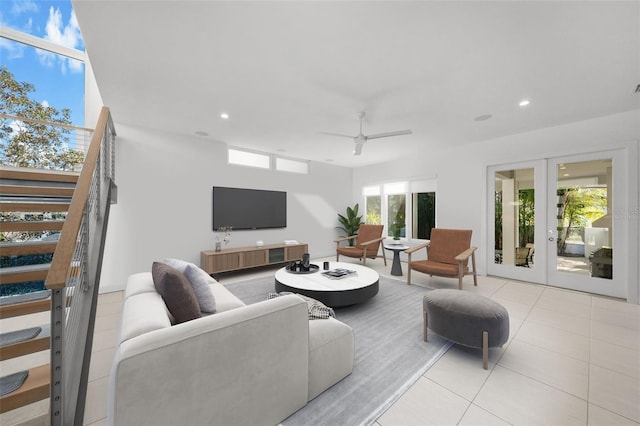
[212,186,287,230]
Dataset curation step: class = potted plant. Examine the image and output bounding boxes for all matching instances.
[337,203,363,246]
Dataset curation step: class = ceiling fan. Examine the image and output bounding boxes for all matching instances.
[320,112,413,155]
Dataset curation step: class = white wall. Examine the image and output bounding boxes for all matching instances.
[83,57,103,128]
[99,124,353,291]
[353,110,640,302]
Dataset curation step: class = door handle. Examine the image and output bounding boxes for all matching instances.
[548,237,555,242]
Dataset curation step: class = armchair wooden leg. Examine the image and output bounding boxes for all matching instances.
[472,252,478,286]
[458,263,464,290]
[407,254,412,285]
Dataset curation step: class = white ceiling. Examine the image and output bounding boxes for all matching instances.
[73,1,640,168]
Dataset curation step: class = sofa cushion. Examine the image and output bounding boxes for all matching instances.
[161,257,191,273]
[152,262,201,324]
[120,292,172,343]
[163,258,217,314]
[183,264,217,313]
[210,282,245,312]
[124,272,158,300]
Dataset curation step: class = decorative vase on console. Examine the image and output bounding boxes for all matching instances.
[214,226,232,252]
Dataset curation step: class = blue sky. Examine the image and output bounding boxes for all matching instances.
[0,0,85,126]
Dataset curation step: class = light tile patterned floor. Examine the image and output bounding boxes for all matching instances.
[2,257,639,425]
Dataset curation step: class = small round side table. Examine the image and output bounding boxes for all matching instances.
[383,243,410,276]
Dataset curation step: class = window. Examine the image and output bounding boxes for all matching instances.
[412,192,436,239]
[0,4,86,128]
[228,148,270,169]
[387,193,407,238]
[363,186,381,224]
[362,179,436,241]
[275,157,308,174]
[384,182,408,239]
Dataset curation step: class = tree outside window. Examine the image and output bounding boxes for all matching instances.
[387,194,406,239]
[365,195,382,224]
[412,192,436,240]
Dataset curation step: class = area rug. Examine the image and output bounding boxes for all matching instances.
[225,274,452,426]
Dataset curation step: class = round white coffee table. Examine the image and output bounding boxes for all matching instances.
[274,261,379,307]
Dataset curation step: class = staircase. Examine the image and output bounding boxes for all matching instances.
[0,167,79,416]
[0,107,116,425]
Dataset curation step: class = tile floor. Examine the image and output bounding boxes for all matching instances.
[2,256,639,425]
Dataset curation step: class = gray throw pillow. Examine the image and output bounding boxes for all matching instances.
[152,262,201,324]
[183,264,217,313]
[162,257,190,273]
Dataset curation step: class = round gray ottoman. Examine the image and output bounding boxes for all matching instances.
[423,289,509,369]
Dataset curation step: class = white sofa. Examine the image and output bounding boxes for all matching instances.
[108,271,355,426]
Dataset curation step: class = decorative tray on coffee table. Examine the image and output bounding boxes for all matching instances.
[285,263,320,274]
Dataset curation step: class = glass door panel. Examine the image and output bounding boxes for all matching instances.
[546,151,627,298]
[487,161,546,284]
[554,160,611,278]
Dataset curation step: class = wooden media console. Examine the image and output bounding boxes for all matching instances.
[201,242,308,274]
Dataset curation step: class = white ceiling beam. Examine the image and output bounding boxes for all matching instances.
[0,26,85,62]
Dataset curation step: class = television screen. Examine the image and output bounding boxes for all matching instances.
[212,186,287,230]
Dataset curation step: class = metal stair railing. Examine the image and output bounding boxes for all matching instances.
[45,107,116,426]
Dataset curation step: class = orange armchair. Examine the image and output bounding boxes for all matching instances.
[405,228,477,290]
[335,224,387,266]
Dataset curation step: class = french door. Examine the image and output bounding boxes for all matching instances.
[488,149,629,298]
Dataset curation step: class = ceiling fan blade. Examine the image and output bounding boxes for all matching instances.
[318,131,355,139]
[366,129,413,140]
[353,142,364,156]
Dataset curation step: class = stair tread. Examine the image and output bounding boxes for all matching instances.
[0,241,58,257]
[0,298,50,319]
[0,325,50,360]
[0,364,50,414]
[0,290,51,306]
[0,184,75,197]
[0,264,50,285]
[0,263,51,274]
[0,221,65,232]
[0,201,70,212]
[0,197,71,204]
[0,166,79,183]
[0,324,49,347]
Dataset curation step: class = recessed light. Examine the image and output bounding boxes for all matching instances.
[564,173,570,177]
[220,113,230,120]
[474,114,492,121]
[519,99,531,107]
[195,130,208,137]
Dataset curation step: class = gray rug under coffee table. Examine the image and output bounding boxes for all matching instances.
[225,273,452,426]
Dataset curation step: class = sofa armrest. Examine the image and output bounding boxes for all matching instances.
[109,295,310,426]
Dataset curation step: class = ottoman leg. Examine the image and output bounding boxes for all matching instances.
[482,330,489,370]
[423,310,428,342]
